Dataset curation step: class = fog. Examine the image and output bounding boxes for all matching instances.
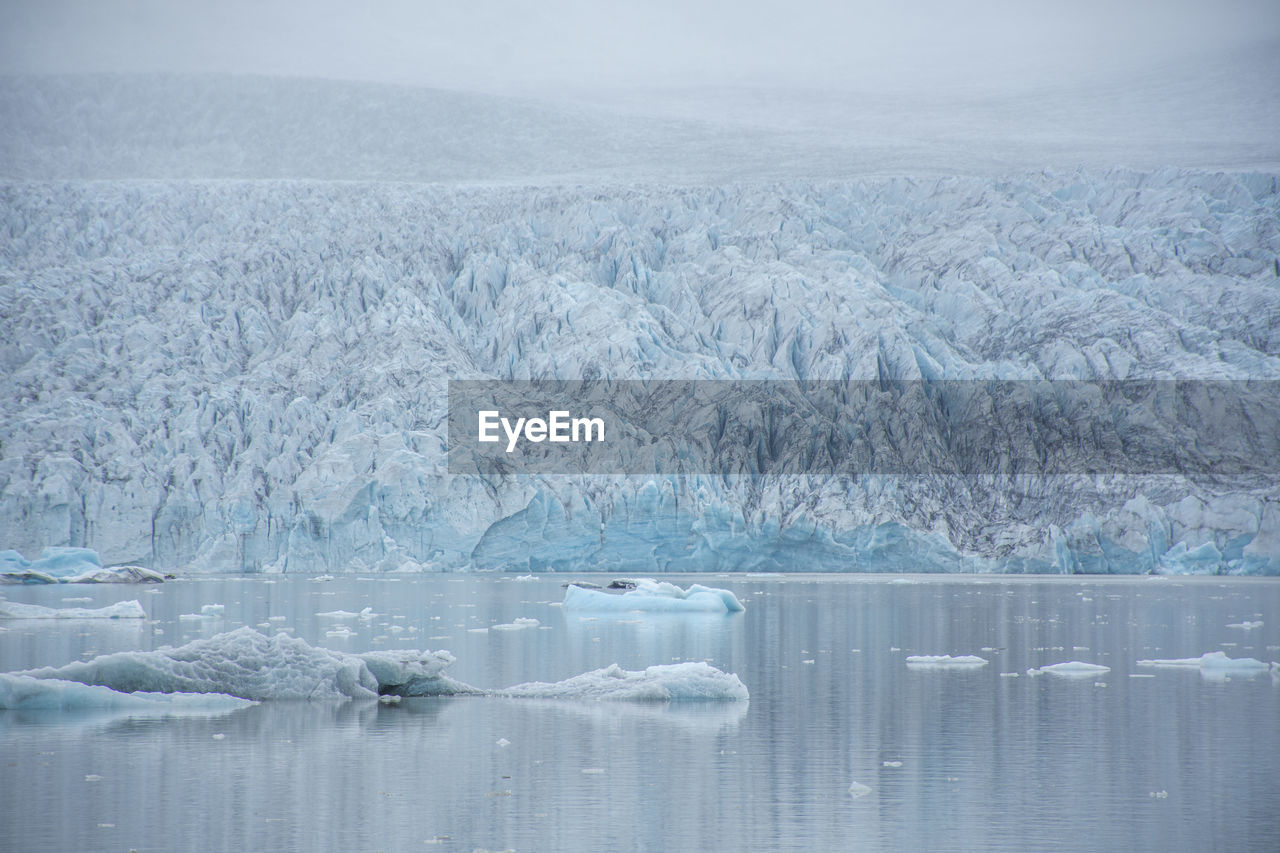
[2,0,1277,98]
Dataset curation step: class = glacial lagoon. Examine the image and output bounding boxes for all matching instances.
[1,573,1277,852]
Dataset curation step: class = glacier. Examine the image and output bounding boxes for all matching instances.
[1,75,1279,576]
[6,626,747,704]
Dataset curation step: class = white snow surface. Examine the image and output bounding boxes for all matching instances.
[563,580,746,613]
[499,662,749,701]
[0,599,145,619]
[10,626,748,703]
[1,131,1279,576]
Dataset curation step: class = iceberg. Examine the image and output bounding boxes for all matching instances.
[1031,661,1111,676]
[0,599,146,619]
[0,673,253,714]
[499,662,749,702]
[10,627,747,703]
[905,654,989,667]
[1,549,164,584]
[562,580,745,613]
[1136,652,1270,672]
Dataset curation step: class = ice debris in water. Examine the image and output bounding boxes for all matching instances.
[1225,621,1263,630]
[4,627,748,704]
[905,654,988,667]
[848,781,873,797]
[562,579,745,613]
[0,599,146,619]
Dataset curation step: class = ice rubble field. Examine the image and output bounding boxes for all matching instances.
[1,171,1279,575]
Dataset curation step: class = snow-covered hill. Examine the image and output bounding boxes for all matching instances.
[3,169,1278,574]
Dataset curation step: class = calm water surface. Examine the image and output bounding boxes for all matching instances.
[2,573,1277,852]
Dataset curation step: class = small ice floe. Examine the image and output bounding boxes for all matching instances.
[200,604,225,617]
[1029,661,1111,677]
[467,627,490,634]
[318,607,376,620]
[325,626,356,638]
[499,662,748,701]
[211,733,226,740]
[848,781,873,797]
[562,579,744,613]
[492,618,540,632]
[905,655,988,668]
[882,760,903,768]
[1136,652,1270,679]
[0,600,146,620]
[999,672,1019,678]
[1226,621,1263,630]
[513,575,537,582]
[1149,790,1168,799]
[377,694,401,705]
[496,738,511,747]
[308,575,335,583]
[581,768,605,775]
[61,597,93,604]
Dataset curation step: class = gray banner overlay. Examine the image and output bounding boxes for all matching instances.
[447,380,1280,478]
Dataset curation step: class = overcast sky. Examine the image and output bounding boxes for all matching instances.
[2,0,1277,97]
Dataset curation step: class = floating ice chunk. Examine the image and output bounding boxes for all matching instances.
[848,781,873,797]
[496,738,511,747]
[492,618,540,631]
[308,575,335,583]
[562,579,745,613]
[14,627,472,700]
[325,626,356,638]
[0,673,253,713]
[513,575,537,582]
[1225,621,1263,630]
[318,610,361,619]
[9,627,748,704]
[1136,651,1269,672]
[905,655,988,667]
[200,604,225,617]
[499,662,748,701]
[63,566,166,584]
[0,600,146,620]
[1032,661,1111,676]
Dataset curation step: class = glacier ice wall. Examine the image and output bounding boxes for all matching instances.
[1,171,1278,574]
